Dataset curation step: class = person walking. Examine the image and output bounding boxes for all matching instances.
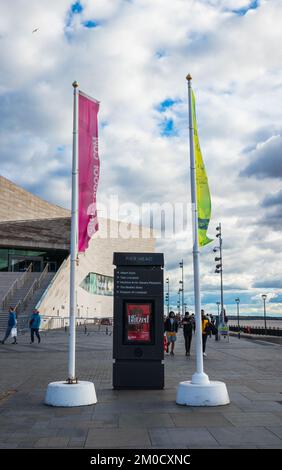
[182,312,193,356]
[164,311,178,356]
[201,309,210,357]
[1,307,17,344]
[29,309,41,344]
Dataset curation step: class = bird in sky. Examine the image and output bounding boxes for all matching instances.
[32,28,39,33]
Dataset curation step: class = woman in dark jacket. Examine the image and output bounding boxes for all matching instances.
[1,307,17,344]
[164,311,178,355]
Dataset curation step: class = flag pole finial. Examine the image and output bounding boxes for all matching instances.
[186,74,192,82]
[72,81,79,88]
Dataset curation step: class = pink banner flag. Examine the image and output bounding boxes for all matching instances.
[78,91,100,253]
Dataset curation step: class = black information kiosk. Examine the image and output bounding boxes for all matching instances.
[113,252,164,389]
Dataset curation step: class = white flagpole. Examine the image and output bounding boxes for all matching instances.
[68,80,79,382]
[187,74,209,386]
[176,75,230,406]
[44,81,97,406]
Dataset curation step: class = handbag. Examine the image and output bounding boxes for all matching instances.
[11,327,17,338]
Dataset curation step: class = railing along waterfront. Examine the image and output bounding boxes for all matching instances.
[229,325,282,337]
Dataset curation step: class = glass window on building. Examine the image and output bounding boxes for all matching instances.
[0,249,8,272]
[0,248,68,272]
[80,273,114,296]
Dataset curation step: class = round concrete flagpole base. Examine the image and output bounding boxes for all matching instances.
[45,381,97,407]
[176,380,230,407]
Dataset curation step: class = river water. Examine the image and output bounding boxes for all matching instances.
[228,319,282,328]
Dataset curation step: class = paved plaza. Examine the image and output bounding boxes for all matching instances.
[0,325,282,449]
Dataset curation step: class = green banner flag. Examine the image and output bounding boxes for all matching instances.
[191,90,213,247]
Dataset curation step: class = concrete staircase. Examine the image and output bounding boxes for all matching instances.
[17,273,55,330]
[0,271,55,332]
[0,272,21,301]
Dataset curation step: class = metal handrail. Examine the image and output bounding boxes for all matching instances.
[36,258,68,310]
[14,298,22,315]
[2,263,33,309]
[37,263,49,289]
[2,278,18,306]
[19,279,38,313]
[18,263,53,314]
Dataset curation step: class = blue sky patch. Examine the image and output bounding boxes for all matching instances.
[160,118,178,137]
[71,2,83,14]
[155,49,166,59]
[65,2,83,31]
[83,20,99,28]
[158,98,181,113]
[269,295,282,304]
[232,1,259,16]
[65,2,100,37]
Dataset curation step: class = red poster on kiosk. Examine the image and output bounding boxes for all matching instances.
[126,303,151,342]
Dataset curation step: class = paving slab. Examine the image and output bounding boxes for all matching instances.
[119,412,174,428]
[236,401,282,413]
[85,428,151,448]
[170,412,233,428]
[223,412,282,427]
[266,426,282,439]
[208,426,282,447]
[149,427,220,448]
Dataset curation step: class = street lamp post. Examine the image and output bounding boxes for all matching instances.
[216,301,220,341]
[214,223,224,325]
[179,260,184,317]
[165,278,170,316]
[177,289,181,316]
[235,298,240,339]
[261,294,267,335]
[178,287,183,316]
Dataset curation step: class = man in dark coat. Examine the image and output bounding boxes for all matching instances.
[182,312,193,356]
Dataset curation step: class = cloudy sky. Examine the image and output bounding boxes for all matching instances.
[1,0,282,317]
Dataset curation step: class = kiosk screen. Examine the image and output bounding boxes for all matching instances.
[125,302,152,343]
